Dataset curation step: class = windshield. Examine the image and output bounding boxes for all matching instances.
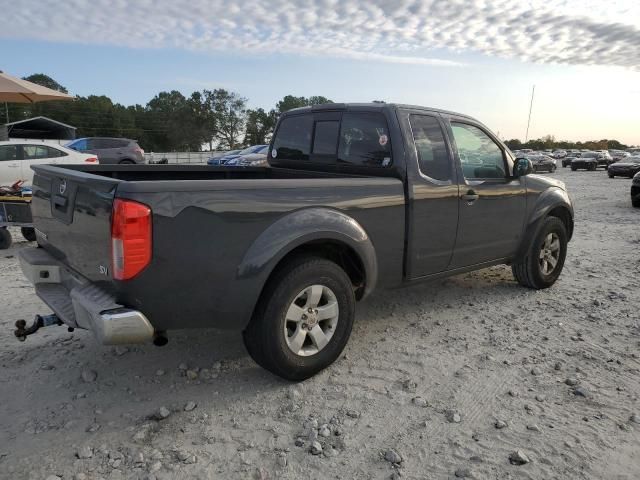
[582,152,597,158]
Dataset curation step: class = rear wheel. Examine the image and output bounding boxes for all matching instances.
[571,165,577,171]
[588,163,597,171]
[21,227,36,242]
[119,159,135,164]
[0,228,12,250]
[243,256,355,381]
[633,197,640,208]
[608,173,614,178]
[512,217,568,289]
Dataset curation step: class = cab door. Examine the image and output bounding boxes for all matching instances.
[402,112,460,277]
[445,118,526,268]
[0,144,22,185]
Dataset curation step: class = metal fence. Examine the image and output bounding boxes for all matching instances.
[144,151,222,164]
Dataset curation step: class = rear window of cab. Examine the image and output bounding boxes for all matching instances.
[271,112,392,168]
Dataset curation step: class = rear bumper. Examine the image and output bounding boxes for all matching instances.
[18,247,154,345]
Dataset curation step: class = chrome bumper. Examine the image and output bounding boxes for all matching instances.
[18,247,154,345]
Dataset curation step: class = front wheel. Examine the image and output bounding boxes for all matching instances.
[571,165,577,171]
[243,256,355,381]
[608,173,614,178]
[512,217,568,289]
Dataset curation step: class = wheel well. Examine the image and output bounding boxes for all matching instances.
[270,241,366,300]
[548,206,573,240]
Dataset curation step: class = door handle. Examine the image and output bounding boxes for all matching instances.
[461,190,479,202]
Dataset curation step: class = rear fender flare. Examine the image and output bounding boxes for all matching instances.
[237,207,378,296]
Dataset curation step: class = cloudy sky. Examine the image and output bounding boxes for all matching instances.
[2,0,640,143]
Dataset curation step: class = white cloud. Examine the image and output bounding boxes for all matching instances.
[2,0,640,68]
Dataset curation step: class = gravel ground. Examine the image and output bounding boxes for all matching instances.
[0,167,638,480]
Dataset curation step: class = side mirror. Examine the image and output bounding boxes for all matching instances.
[514,157,533,178]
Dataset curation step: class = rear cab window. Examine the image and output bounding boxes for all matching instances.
[270,109,393,171]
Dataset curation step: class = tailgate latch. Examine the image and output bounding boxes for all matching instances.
[14,314,68,341]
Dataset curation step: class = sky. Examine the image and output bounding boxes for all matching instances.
[1,0,640,144]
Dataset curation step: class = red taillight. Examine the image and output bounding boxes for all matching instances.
[111,199,152,280]
[85,157,99,163]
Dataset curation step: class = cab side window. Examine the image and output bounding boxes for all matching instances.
[0,145,19,161]
[22,145,49,160]
[46,146,67,158]
[338,113,391,168]
[409,114,451,182]
[450,122,505,179]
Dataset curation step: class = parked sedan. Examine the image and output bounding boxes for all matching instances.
[632,171,640,208]
[207,149,240,165]
[608,156,640,178]
[562,155,579,167]
[570,152,609,171]
[225,145,269,167]
[207,146,267,165]
[525,154,556,173]
[0,141,97,186]
[610,150,630,162]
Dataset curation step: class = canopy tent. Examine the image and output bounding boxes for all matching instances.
[4,116,77,140]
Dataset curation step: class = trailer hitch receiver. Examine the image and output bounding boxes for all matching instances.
[14,314,63,341]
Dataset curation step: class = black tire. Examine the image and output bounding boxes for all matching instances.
[119,159,135,164]
[571,165,577,171]
[633,197,640,208]
[243,256,355,381]
[588,163,597,171]
[0,228,12,250]
[608,173,614,178]
[21,227,37,242]
[512,217,568,290]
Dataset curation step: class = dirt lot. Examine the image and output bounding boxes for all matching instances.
[1,167,638,480]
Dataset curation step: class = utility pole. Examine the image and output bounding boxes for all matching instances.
[525,85,535,143]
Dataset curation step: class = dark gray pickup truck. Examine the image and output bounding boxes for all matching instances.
[18,103,574,380]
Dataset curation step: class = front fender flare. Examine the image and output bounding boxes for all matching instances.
[237,207,378,297]
[517,187,574,257]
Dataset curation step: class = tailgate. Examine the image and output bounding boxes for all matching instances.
[30,165,121,284]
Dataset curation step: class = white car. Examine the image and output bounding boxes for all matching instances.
[0,141,97,187]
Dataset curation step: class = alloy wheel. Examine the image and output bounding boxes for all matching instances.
[284,284,339,357]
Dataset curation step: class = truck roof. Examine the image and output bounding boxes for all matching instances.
[284,102,476,121]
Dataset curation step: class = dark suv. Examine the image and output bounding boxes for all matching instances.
[67,137,145,164]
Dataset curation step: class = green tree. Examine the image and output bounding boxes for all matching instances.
[244,108,277,146]
[209,89,247,149]
[275,95,333,114]
[23,73,68,93]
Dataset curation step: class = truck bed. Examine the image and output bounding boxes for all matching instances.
[28,164,406,333]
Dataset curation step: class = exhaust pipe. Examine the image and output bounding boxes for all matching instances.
[153,331,168,346]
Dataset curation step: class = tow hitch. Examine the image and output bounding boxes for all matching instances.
[14,314,70,341]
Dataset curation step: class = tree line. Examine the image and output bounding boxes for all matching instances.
[504,135,631,151]
[4,74,635,152]
[3,74,331,152]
